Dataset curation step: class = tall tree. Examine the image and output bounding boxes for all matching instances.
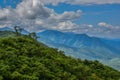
[14,26,19,36]
[29,32,39,40]
[14,26,23,36]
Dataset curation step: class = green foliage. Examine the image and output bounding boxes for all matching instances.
[0,31,15,38]
[29,32,39,40]
[14,26,23,36]
[0,36,120,80]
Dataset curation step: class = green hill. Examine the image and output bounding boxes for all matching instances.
[0,35,120,80]
[0,36,120,80]
[0,31,15,38]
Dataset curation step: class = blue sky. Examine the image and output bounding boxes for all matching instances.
[1,0,120,25]
[47,3,120,25]
[0,0,21,8]
[0,0,120,38]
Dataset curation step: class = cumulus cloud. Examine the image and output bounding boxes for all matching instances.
[16,0,51,19]
[97,22,120,38]
[0,0,82,31]
[51,21,120,38]
[51,21,78,30]
[0,0,120,38]
[58,10,82,21]
[0,0,52,21]
[47,10,82,24]
[40,0,65,6]
[98,22,120,30]
[0,8,12,21]
[77,22,120,38]
[98,22,113,28]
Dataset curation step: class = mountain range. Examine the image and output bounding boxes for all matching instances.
[37,30,120,70]
[0,27,120,70]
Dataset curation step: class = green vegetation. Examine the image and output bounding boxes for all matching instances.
[0,35,120,80]
[14,26,23,36]
[29,32,39,40]
[0,31,15,38]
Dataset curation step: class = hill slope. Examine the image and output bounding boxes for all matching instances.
[0,36,120,80]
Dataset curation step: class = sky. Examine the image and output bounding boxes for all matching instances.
[0,0,120,38]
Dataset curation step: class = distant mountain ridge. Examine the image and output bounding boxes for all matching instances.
[0,27,13,31]
[37,30,120,70]
[37,30,120,57]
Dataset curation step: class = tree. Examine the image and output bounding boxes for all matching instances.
[19,28,24,36]
[14,26,19,36]
[14,26,23,36]
[29,32,39,40]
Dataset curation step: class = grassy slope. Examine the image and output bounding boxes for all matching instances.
[0,36,120,80]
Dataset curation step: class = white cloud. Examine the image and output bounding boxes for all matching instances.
[67,0,120,5]
[47,10,82,24]
[98,22,113,28]
[52,21,120,38]
[0,8,12,21]
[0,0,120,38]
[16,0,52,19]
[58,10,82,21]
[52,21,78,30]
[98,22,120,30]
[0,0,83,35]
[40,0,65,6]
[0,0,82,31]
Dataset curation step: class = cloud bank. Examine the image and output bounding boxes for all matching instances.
[0,0,82,30]
[0,0,120,38]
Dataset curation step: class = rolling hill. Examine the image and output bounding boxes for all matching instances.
[0,35,120,80]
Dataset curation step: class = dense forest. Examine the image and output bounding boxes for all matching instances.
[0,31,120,80]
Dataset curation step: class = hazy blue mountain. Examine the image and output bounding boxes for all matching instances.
[101,38,120,51]
[37,30,120,58]
[37,30,120,70]
[0,27,13,31]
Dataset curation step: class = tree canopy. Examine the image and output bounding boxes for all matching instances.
[0,34,120,80]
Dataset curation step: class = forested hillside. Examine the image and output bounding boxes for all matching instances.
[0,35,120,80]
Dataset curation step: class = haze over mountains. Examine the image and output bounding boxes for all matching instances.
[0,27,120,70]
[37,30,120,70]
[37,30,120,57]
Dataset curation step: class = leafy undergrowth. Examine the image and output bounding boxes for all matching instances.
[0,36,120,80]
